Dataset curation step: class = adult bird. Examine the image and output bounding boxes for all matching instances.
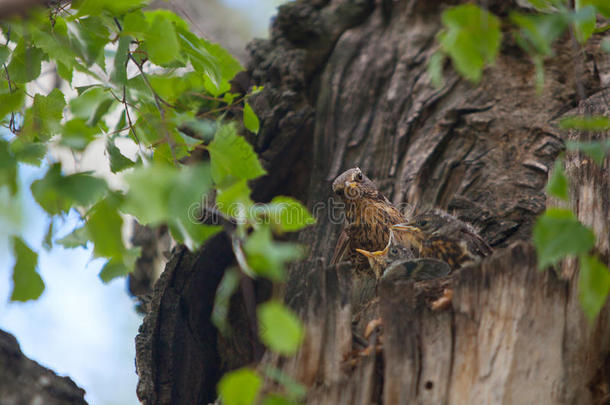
[331,167,412,272]
[392,210,492,270]
[356,230,451,281]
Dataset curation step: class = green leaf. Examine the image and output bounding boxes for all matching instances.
[208,123,266,185]
[0,87,25,119]
[99,247,139,283]
[263,367,306,401]
[87,199,124,258]
[218,368,262,405]
[439,4,501,82]
[427,52,445,88]
[565,140,610,165]
[176,29,222,92]
[11,237,44,302]
[216,179,254,221]
[511,12,570,57]
[546,158,569,201]
[200,38,243,96]
[69,86,112,121]
[123,162,218,250]
[75,0,147,17]
[111,35,131,85]
[258,300,304,355]
[244,225,303,281]
[76,16,110,67]
[212,267,241,335]
[56,225,90,249]
[122,164,177,224]
[167,164,220,250]
[257,196,316,232]
[560,115,610,131]
[107,139,136,173]
[6,39,44,83]
[243,102,260,134]
[43,220,54,251]
[262,395,299,405]
[143,14,180,65]
[579,0,610,17]
[60,118,99,151]
[10,139,46,166]
[31,164,108,215]
[22,89,66,141]
[573,3,596,43]
[533,208,595,269]
[578,254,610,322]
[122,10,148,36]
[0,45,9,65]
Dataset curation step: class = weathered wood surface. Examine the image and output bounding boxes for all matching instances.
[135,0,610,403]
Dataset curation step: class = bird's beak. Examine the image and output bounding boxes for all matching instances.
[392,224,419,232]
[356,248,385,258]
[345,181,358,190]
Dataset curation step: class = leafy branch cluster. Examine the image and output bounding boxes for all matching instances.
[0,1,312,403]
[431,0,610,321]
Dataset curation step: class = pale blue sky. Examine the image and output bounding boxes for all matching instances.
[0,1,282,404]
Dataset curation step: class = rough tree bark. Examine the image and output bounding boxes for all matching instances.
[0,329,88,405]
[135,0,610,404]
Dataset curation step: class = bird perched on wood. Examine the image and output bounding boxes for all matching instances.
[392,210,492,270]
[356,229,451,281]
[331,167,412,272]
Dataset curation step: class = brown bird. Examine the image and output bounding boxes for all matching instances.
[392,210,492,270]
[331,168,412,272]
[356,230,451,281]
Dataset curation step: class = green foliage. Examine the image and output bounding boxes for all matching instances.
[208,123,267,186]
[243,102,260,134]
[245,225,303,281]
[11,237,44,301]
[579,254,610,321]
[533,208,595,270]
[560,115,610,131]
[258,300,304,355]
[257,196,316,233]
[565,139,610,165]
[218,368,262,405]
[31,164,107,215]
[212,267,241,335]
[438,4,501,82]
[1,0,312,302]
[546,158,569,201]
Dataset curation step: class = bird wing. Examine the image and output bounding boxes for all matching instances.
[330,225,350,265]
[459,227,493,257]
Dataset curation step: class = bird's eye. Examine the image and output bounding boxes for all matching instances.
[356,172,363,181]
[418,219,428,227]
[390,247,398,255]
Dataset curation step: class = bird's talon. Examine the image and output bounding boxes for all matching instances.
[364,318,383,339]
[430,288,453,311]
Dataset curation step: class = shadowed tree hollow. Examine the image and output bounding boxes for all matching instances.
[135,0,610,404]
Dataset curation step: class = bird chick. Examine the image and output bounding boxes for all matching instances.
[392,211,492,270]
[382,257,451,282]
[355,229,414,278]
[356,229,450,281]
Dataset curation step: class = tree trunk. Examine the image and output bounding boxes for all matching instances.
[134,0,610,404]
[0,329,88,404]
